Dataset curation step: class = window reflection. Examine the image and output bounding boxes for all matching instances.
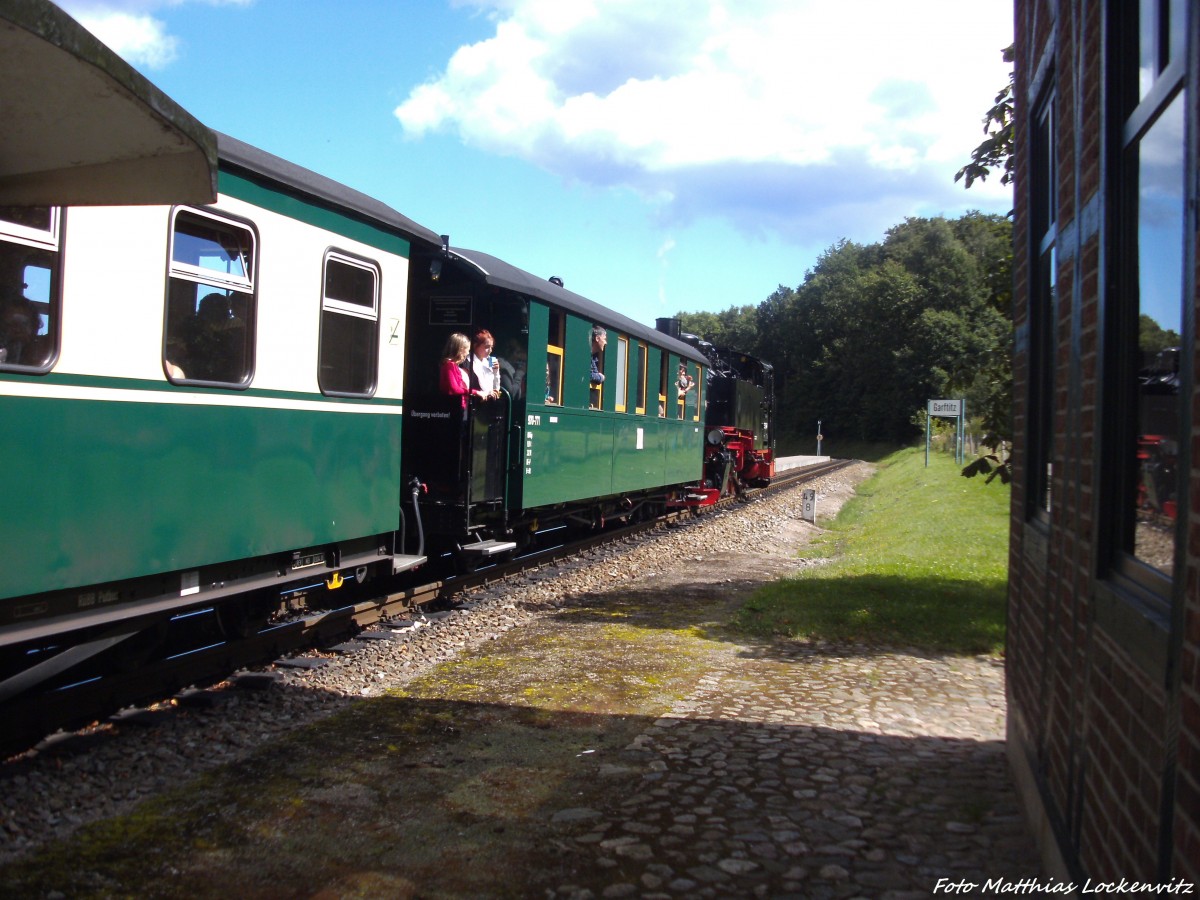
[165,210,255,385]
[0,207,59,372]
[1030,90,1056,521]
[319,255,379,396]
[1130,93,1183,574]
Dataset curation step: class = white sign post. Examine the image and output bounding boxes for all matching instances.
[926,398,966,467]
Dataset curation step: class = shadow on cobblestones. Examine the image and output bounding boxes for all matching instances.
[0,689,1036,899]
[0,591,1037,900]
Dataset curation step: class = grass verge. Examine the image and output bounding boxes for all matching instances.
[735,446,1010,655]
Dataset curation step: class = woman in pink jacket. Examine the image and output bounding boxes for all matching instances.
[439,332,487,408]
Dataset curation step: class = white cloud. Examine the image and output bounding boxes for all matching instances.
[59,0,253,70]
[396,0,1013,243]
[73,10,179,68]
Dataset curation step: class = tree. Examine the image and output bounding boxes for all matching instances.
[773,221,1010,446]
[1139,314,1181,353]
[671,214,1014,454]
[677,305,761,354]
[955,44,1015,189]
[956,45,1016,483]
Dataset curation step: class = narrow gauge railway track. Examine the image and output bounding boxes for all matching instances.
[4,459,848,760]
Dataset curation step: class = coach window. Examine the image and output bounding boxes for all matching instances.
[546,345,563,404]
[635,342,648,415]
[1028,84,1057,524]
[677,360,699,420]
[1107,0,1187,585]
[546,310,564,404]
[165,208,255,386]
[589,323,606,409]
[614,335,629,413]
[658,355,669,416]
[676,359,687,419]
[319,252,379,396]
[693,363,704,422]
[0,206,60,372]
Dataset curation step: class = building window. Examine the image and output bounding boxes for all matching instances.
[319,252,379,396]
[1028,85,1057,522]
[165,208,255,385]
[1108,0,1187,584]
[0,206,60,372]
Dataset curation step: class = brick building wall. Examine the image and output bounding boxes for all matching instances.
[1008,0,1199,885]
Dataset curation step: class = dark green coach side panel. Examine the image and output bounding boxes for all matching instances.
[521,405,703,508]
[520,407,614,507]
[612,418,661,492]
[0,386,401,601]
[664,417,704,485]
[612,417,702,493]
[513,300,705,511]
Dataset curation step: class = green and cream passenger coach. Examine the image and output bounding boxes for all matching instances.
[0,134,442,701]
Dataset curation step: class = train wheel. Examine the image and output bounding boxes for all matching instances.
[216,591,278,639]
[452,549,481,576]
[111,620,169,673]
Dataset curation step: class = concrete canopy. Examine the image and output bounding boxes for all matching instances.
[0,0,217,206]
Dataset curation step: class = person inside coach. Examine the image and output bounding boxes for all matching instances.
[498,338,526,401]
[677,362,694,398]
[590,326,607,385]
[589,325,606,408]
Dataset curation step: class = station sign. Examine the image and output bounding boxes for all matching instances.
[925,397,966,467]
[928,399,962,418]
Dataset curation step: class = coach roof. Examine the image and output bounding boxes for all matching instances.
[447,247,707,365]
[215,132,443,249]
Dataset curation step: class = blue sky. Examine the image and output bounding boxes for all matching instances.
[61,0,1014,325]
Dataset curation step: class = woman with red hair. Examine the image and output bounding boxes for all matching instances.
[468,328,501,400]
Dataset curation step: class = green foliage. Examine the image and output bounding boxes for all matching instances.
[1140,313,1182,353]
[754,215,1012,445]
[955,44,1014,189]
[736,449,1010,654]
[671,206,1012,451]
[962,452,1012,484]
[676,304,762,357]
[953,46,1016,479]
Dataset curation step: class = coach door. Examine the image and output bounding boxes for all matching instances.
[467,393,509,509]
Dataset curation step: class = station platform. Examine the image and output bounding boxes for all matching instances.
[775,455,831,471]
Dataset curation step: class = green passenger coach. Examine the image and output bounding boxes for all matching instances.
[0,6,777,751]
[0,133,441,676]
[400,246,708,567]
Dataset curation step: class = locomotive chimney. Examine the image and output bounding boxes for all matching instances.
[656,317,680,338]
